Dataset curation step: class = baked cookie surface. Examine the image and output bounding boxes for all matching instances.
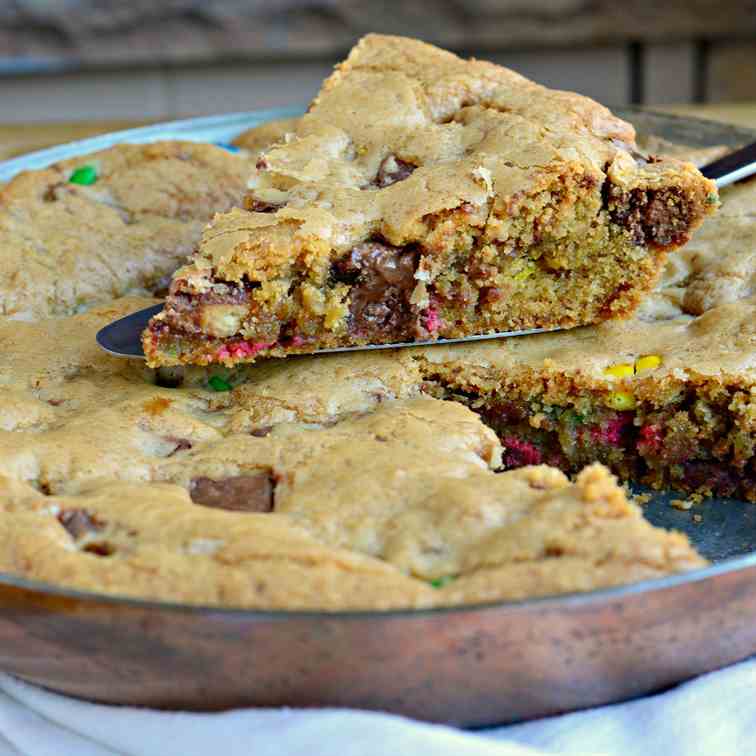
[0,142,254,320]
[144,35,716,367]
[0,299,707,608]
[2,66,754,611]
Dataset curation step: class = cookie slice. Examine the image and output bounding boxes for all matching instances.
[144,34,717,367]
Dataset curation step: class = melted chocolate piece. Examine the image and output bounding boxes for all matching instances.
[603,185,691,247]
[150,272,174,299]
[375,156,416,188]
[189,473,275,513]
[58,509,104,539]
[332,242,418,339]
[43,183,63,203]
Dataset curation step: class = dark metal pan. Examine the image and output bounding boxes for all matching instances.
[0,109,754,726]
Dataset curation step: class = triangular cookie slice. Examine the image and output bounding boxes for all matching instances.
[144,34,717,367]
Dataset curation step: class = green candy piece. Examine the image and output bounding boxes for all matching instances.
[429,575,455,589]
[69,165,97,185]
[208,375,232,392]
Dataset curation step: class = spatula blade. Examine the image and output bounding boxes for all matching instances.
[96,303,164,358]
[96,303,557,360]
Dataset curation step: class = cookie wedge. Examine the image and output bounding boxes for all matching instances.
[144,34,716,367]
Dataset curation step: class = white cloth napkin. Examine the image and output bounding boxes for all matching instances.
[0,658,754,756]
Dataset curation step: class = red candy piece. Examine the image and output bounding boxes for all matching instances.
[422,306,442,334]
[637,424,664,454]
[590,414,632,447]
[216,340,275,361]
[503,436,543,468]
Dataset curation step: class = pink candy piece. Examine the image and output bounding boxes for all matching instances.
[637,424,664,454]
[590,415,632,447]
[216,340,275,361]
[503,436,542,467]
[290,335,306,347]
[422,306,442,334]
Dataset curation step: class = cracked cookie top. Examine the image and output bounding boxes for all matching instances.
[0,141,254,320]
[176,34,713,290]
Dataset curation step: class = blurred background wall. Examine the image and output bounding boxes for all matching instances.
[0,0,754,122]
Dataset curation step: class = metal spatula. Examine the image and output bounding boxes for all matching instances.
[96,144,756,360]
[96,302,558,359]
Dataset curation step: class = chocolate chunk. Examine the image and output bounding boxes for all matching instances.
[83,542,116,557]
[58,509,104,539]
[479,286,503,305]
[375,156,416,188]
[43,184,62,203]
[167,438,193,456]
[151,273,173,299]
[603,185,691,248]
[682,461,740,498]
[332,242,418,340]
[250,426,273,438]
[244,195,283,213]
[189,473,275,513]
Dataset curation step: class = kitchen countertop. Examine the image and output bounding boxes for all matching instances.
[0,103,754,163]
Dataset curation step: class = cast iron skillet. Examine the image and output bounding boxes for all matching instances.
[0,108,753,726]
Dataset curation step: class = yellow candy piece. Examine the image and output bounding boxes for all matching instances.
[635,354,661,373]
[606,391,636,411]
[512,261,535,281]
[603,362,634,379]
